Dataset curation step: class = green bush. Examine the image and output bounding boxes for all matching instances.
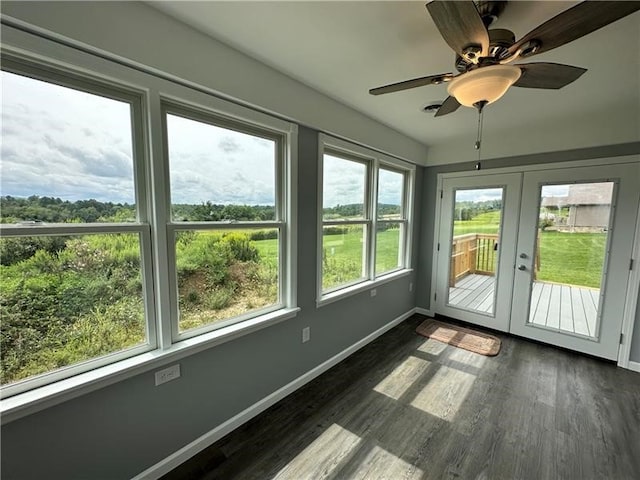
[0,236,68,266]
[222,232,259,262]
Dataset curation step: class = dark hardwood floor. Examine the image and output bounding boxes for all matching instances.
[164,314,640,480]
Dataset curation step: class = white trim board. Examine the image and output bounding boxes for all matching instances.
[617,205,640,370]
[628,361,640,373]
[132,308,418,480]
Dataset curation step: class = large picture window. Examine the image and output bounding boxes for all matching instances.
[0,62,154,392]
[318,136,414,301]
[164,106,287,339]
[0,47,296,403]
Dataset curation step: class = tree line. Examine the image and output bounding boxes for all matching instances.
[0,196,276,223]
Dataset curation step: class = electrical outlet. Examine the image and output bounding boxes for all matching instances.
[302,326,310,343]
[371,288,377,297]
[155,364,181,386]
[409,282,414,292]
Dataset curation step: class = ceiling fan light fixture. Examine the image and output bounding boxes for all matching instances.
[447,65,522,107]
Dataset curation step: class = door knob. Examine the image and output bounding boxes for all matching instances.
[518,264,527,271]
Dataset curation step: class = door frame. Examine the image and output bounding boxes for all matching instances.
[619,209,640,371]
[430,155,640,366]
[435,173,522,332]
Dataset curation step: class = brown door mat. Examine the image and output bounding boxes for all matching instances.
[416,318,501,356]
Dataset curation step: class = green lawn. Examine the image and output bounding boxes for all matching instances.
[255,222,606,289]
[453,211,501,235]
[319,227,401,290]
[536,231,605,288]
[452,214,606,288]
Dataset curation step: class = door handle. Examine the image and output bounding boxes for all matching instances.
[517,264,527,271]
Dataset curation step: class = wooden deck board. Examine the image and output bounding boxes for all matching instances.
[448,274,599,336]
[571,287,590,336]
[546,284,561,330]
[582,289,598,336]
[559,285,574,333]
[448,275,494,314]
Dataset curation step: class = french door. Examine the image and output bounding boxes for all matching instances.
[435,173,522,332]
[434,162,640,360]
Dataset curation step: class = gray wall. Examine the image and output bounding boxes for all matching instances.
[415,143,640,363]
[0,127,419,479]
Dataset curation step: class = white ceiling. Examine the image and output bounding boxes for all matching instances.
[149,1,639,156]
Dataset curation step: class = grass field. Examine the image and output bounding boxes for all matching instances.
[321,228,401,290]
[453,211,501,235]
[451,211,606,288]
[536,231,605,288]
[209,220,605,291]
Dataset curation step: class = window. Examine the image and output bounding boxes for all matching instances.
[376,167,408,276]
[0,47,296,403]
[321,153,368,291]
[164,106,287,338]
[0,61,154,393]
[318,136,414,301]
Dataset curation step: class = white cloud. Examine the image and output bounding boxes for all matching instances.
[0,71,281,207]
[166,114,275,205]
[1,71,135,203]
[322,154,366,208]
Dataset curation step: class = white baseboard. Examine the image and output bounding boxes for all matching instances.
[415,307,434,317]
[133,308,417,479]
[628,361,640,373]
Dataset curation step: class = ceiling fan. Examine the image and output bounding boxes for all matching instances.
[369,1,640,117]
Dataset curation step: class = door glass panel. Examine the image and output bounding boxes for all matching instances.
[528,182,614,338]
[447,188,504,315]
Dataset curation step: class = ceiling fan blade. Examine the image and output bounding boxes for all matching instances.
[514,63,587,89]
[435,96,461,117]
[426,1,489,57]
[369,73,454,95]
[508,1,640,58]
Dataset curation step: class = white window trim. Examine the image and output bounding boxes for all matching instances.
[0,57,158,399]
[0,25,298,413]
[316,134,415,306]
[159,101,295,342]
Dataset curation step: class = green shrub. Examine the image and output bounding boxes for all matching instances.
[204,287,234,310]
[222,232,259,262]
[249,230,278,241]
[0,236,68,266]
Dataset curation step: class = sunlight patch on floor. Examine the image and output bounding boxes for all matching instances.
[373,356,431,400]
[273,423,362,480]
[417,337,448,356]
[349,444,423,480]
[410,365,476,421]
[447,347,488,368]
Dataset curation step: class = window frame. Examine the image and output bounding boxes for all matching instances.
[317,134,415,306]
[0,55,158,399]
[161,102,291,341]
[0,31,298,412]
[375,164,411,278]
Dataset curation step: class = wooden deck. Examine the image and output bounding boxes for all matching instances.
[448,274,600,337]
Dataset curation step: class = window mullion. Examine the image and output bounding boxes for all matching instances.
[369,160,380,279]
[148,91,174,349]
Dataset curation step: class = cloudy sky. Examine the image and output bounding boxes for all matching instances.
[323,154,404,210]
[455,184,571,205]
[1,71,136,204]
[1,70,406,210]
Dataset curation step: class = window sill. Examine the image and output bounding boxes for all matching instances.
[0,307,300,425]
[317,269,413,308]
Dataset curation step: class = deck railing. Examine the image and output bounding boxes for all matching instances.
[449,233,498,287]
[450,232,541,286]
